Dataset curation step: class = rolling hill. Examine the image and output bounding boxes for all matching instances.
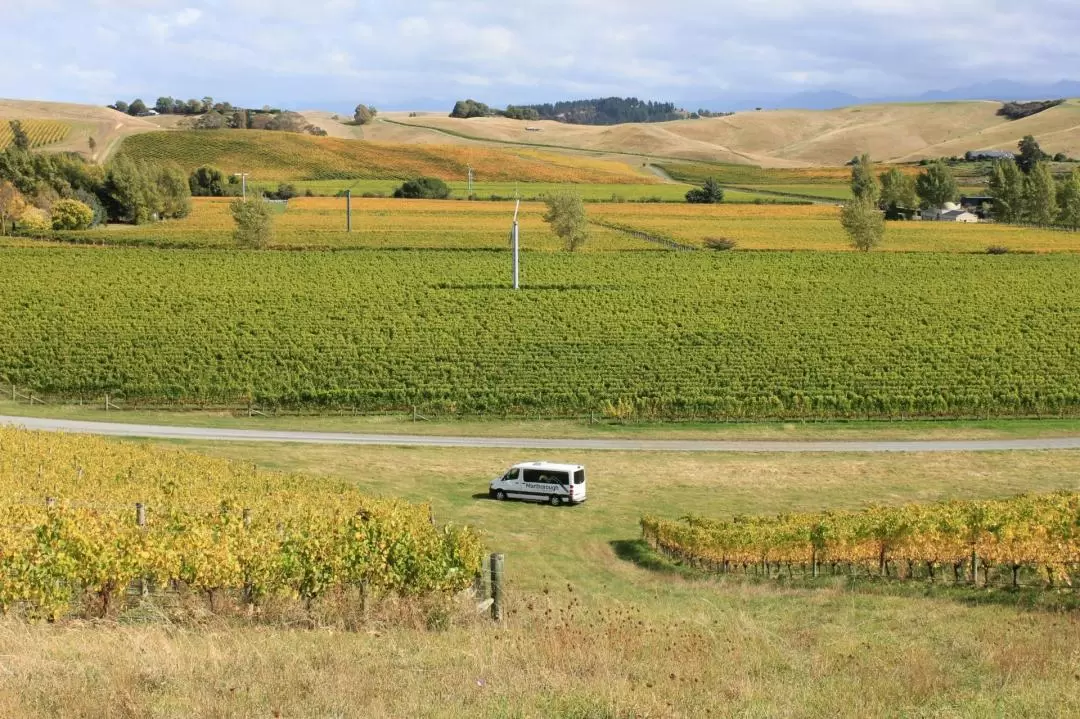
[375,100,1080,167]
[2,97,1080,170]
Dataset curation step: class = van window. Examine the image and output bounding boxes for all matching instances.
[523,469,547,484]
[502,469,520,482]
[574,470,585,485]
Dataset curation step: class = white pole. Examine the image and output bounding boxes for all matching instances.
[512,199,520,290]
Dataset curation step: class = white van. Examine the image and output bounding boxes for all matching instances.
[489,462,586,506]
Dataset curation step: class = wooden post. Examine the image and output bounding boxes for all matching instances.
[136,502,148,596]
[490,553,504,622]
[105,393,109,412]
[346,189,352,232]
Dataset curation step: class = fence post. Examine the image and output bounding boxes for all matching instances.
[136,502,148,596]
[490,553,504,622]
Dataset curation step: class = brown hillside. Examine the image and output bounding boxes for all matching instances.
[0,99,161,162]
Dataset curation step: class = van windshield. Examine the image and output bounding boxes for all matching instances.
[574,470,585,485]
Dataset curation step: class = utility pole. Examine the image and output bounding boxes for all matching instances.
[234,172,249,200]
[511,199,520,290]
[467,165,474,194]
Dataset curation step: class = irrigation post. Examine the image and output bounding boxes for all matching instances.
[511,200,520,290]
[490,552,505,622]
[346,189,352,232]
[234,173,249,200]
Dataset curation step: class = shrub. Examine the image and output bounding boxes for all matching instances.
[393,177,450,199]
[16,207,52,237]
[50,199,94,230]
[686,178,724,204]
[230,196,275,248]
[703,237,737,251]
[986,245,1010,255]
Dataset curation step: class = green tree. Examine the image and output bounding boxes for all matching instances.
[353,104,376,125]
[542,190,589,252]
[9,121,30,151]
[393,177,450,199]
[230,196,275,248]
[1057,168,1080,230]
[189,166,227,197]
[850,154,879,205]
[112,100,129,114]
[128,99,147,116]
[685,178,724,203]
[50,198,94,230]
[156,165,191,219]
[878,167,917,215]
[1022,161,1058,226]
[988,160,1024,223]
[103,156,159,224]
[1016,135,1047,174]
[914,161,959,209]
[840,197,885,251]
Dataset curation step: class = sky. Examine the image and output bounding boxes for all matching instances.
[3,0,1079,112]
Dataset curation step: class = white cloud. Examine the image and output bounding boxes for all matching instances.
[0,0,1077,109]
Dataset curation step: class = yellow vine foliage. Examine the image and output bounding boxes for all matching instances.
[0,428,484,619]
[642,491,1080,587]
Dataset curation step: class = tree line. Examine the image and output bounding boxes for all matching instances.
[452,97,686,125]
[842,135,1080,250]
[109,97,326,136]
[0,125,191,236]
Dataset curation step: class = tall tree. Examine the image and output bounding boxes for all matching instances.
[542,190,589,251]
[128,99,147,116]
[878,167,917,214]
[914,161,959,209]
[1016,135,1047,174]
[850,154,879,205]
[988,160,1024,223]
[1057,168,1080,230]
[840,197,885,251]
[1022,161,1058,226]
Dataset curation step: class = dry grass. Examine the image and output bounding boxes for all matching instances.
[0,99,160,162]
[385,101,1080,168]
[4,438,1080,716]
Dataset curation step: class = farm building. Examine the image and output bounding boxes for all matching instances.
[965,150,1014,161]
[921,202,979,223]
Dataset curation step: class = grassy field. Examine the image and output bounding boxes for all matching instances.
[4,438,1079,717]
[52,196,1080,252]
[4,248,1080,418]
[117,130,659,184]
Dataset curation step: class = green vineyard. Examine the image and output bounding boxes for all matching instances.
[642,491,1080,588]
[0,119,71,150]
[2,249,1079,419]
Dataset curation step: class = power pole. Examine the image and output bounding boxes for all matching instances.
[511,199,520,290]
[234,172,249,200]
[467,165,474,194]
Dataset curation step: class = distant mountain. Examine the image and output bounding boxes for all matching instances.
[686,79,1080,113]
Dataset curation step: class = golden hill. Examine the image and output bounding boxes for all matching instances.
[5,97,1080,170]
[379,100,1080,167]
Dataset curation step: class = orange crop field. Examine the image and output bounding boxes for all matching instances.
[117,130,658,184]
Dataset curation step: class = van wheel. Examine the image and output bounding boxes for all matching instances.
[496,490,507,501]
[549,496,563,507]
